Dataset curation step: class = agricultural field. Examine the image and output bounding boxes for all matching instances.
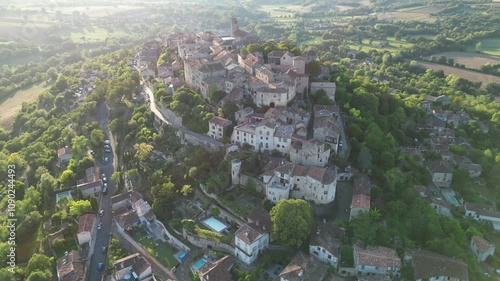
[414,60,500,88]
[62,26,130,43]
[430,52,500,70]
[259,4,314,22]
[377,5,446,23]
[0,83,50,131]
[348,36,413,53]
[465,38,500,57]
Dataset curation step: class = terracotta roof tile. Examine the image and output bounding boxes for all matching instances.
[355,244,401,268]
[210,116,232,127]
[77,214,95,234]
[279,252,329,281]
[472,236,495,253]
[409,250,469,280]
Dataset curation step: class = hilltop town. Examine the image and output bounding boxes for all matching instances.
[1,1,500,281]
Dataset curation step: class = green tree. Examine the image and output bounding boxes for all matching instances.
[26,271,52,281]
[59,170,75,187]
[68,200,92,217]
[476,42,482,52]
[25,254,53,277]
[181,185,193,197]
[71,136,90,160]
[270,199,313,248]
[358,145,372,172]
[208,85,225,104]
[305,61,322,77]
[90,129,105,148]
[220,101,239,122]
[134,143,154,163]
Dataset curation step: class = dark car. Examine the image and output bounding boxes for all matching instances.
[101,246,107,254]
[97,262,103,272]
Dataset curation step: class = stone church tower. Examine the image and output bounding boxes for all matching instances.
[231,17,239,35]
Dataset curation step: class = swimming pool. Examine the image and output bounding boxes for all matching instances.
[444,193,460,206]
[56,191,73,202]
[202,216,228,233]
[192,258,207,271]
[178,252,186,259]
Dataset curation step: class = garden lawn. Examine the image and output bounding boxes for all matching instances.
[130,227,179,269]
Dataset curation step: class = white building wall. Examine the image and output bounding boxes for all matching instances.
[234,233,269,264]
[309,245,338,266]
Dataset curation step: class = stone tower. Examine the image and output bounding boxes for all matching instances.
[231,17,239,35]
[231,158,242,185]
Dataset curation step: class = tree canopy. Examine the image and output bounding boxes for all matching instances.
[270,199,313,248]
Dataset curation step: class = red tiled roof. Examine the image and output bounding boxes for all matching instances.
[353,174,371,196]
[351,194,370,209]
[472,236,495,253]
[58,147,71,157]
[198,255,234,281]
[307,167,326,182]
[235,224,263,244]
[355,244,401,268]
[77,214,95,234]
[210,116,232,127]
[410,250,468,281]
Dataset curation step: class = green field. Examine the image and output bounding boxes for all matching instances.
[466,38,500,57]
[347,36,413,53]
[61,26,130,43]
[0,83,50,131]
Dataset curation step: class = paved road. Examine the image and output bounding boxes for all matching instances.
[87,102,117,281]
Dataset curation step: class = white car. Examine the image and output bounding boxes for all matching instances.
[102,176,107,183]
[104,157,109,163]
[99,209,104,217]
[103,140,110,145]
[97,223,102,230]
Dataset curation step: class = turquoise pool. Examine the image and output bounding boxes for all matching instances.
[202,216,228,233]
[192,258,207,271]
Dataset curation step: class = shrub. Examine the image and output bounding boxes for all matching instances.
[211,207,220,217]
[181,219,195,231]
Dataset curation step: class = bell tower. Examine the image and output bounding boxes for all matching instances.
[231,17,239,35]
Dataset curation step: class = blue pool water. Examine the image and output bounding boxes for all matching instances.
[445,193,459,206]
[192,258,207,271]
[178,252,186,259]
[202,216,228,233]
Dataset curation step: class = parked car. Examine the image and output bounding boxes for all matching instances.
[103,144,111,149]
[103,186,108,194]
[104,149,112,153]
[104,157,109,163]
[102,176,107,183]
[97,223,102,230]
[99,209,104,217]
[103,140,110,145]
[97,262,103,272]
[101,246,107,254]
